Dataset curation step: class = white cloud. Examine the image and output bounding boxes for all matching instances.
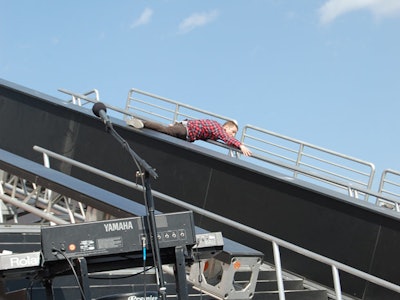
[178,10,219,34]
[319,0,400,24]
[131,7,153,29]
[51,37,60,45]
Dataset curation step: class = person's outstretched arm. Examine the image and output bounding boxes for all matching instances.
[239,144,252,156]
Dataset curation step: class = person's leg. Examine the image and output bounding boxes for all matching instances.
[127,118,187,140]
[144,121,187,139]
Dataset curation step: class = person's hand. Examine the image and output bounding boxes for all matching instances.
[240,144,252,156]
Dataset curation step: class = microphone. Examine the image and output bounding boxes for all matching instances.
[92,102,111,126]
[92,102,158,179]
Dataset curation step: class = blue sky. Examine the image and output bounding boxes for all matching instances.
[1,0,400,184]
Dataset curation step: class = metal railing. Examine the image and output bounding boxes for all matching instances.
[241,125,376,200]
[58,87,400,211]
[125,88,238,126]
[377,169,400,211]
[31,145,400,300]
[61,89,100,106]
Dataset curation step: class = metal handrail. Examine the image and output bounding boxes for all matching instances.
[58,87,400,212]
[32,145,400,299]
[59,89,100,106]
[59,89,241,157]
[241,125,375,199]
[377,169,400,211]
[125,88,379,202]
[379,169,400,196]
[58,89,128,119]
[125,88,238,126]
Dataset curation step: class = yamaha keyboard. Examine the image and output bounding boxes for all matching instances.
[1,212,224,300]
[41,211,196,263]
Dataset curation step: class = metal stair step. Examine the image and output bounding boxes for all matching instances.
[236,269,277,281]
[252,289,328,300]
[254,279,305,291]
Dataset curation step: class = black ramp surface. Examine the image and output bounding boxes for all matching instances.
[2,78,400,299]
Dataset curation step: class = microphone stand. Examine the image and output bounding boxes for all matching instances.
[102,121,167,300]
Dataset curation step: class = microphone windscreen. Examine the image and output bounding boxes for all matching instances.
[92,102,107,117]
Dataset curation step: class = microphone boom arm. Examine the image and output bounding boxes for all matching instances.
[92,104,167,299]
[108,126,158,179]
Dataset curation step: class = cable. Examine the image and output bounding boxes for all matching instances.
[52,248,88,300]
[25,273,39,300]
[142,235,147,297]
[95,115,165,299]
[25,251,46,300]
[136,170,164,294]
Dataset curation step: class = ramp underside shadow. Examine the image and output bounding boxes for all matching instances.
[1,79,400,299]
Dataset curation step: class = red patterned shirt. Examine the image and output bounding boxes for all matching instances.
[186,119,241,149]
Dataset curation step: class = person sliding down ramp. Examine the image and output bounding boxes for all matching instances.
[127,118,252,157]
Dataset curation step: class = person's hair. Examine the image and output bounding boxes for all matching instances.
[222,120,239,130]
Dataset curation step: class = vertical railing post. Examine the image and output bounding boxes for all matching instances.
[173,104,180,123]
[240,126,247,145]
[294,143,305,178]
[42,153,50,168]
[332,265,343,300]
[272,241,286,300]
